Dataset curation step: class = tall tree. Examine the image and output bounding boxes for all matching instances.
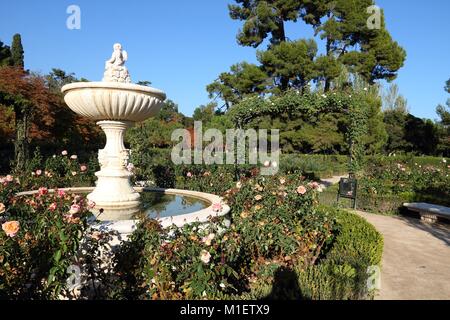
[193,102,217,123]
[207,62,268,109]
[301,0,406,89]
[436,78,450,156]
[0,67,54,170]
[257,39,318,92]
[228,0,303,47]
[10,34,24,69]
[382,83,408,113]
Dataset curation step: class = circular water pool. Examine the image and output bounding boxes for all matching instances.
[140,191,210,219]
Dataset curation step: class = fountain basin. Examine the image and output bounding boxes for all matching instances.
[61,82,166,122]
[16,187,230,239]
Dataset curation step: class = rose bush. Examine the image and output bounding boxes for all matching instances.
[110,173,336,300]
[0,177,93,299]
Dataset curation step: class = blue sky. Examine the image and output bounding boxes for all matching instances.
[0,0,449,119]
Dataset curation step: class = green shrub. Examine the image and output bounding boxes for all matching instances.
[0,184,93,299]
[296,207,383,300]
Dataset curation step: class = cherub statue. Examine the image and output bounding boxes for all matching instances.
[102,43,131,83]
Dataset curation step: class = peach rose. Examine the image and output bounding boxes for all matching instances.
[296,186,307,195]
[2,221,20,237]
[201,233,215,246]
[0,203,5,214]
[254,194,263,201]
[200,250,211,264]
[6,175,14,182]
[61,150,68,156]
[48,203,57,211]
[80,165,87,172]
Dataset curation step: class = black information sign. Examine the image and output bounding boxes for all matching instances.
[337,177,357,209]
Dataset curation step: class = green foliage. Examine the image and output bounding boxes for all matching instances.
[193,102,216,123]
[0,183,92,299]
[0,40,11,66]
[229,90,369,173]
[242,207,383,300]
[206,62,268,108]
[14,148,97,190]
[295,207,383,300]
[257,39,318,91]
[228,0,302,47]
[10,34,24,69]
[112,173,338,300]
[359,157,450,207]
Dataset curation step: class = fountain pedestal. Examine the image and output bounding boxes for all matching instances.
[87,120,140,220]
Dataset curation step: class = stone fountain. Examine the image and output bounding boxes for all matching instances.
[61,43,166,220]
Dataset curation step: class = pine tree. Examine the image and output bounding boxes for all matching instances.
[257,39,318,92]
[228,0,303,47]
[207,62,268,109]
[11,34,24,69]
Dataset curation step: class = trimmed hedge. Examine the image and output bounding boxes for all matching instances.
[243,207,383,300]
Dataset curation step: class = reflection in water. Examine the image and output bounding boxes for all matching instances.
[139,191,209,219]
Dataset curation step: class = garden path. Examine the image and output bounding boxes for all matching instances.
[357,211,450,300]
[320,174,450,300]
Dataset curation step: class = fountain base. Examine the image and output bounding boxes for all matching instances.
[87,120,140,220]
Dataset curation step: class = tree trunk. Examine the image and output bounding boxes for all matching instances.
[14,106,29,171]
[274,19,289,91]
[324,37,332,92]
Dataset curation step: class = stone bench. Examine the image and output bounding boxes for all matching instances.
[403,202,450,223]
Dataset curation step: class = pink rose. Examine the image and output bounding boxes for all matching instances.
[61,150,68,156]
[80,165,87,172]
[6,175,14,182]
[308,182,320,189]
[35,170,42,176]
[38,187,48,196]
[69,204,81,214]
[186,172,192,177]
[57,189,66,198]
[296,186,307,195]
[212,203,223,213]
